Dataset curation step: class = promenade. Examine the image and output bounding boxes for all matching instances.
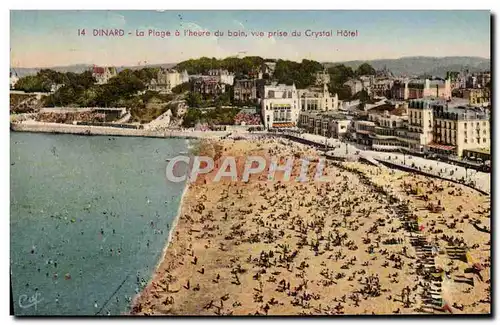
[10,120,231,140]
[274,131,491,194]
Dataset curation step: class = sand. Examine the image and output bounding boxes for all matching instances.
[130,137,490,315]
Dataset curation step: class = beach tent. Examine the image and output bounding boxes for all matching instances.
[466,251,476,264]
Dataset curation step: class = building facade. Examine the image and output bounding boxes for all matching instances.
[10,72,19,89]
[371,79,394,98]
[298,111,351,138]
[150,68,189,94]
[233,79,265,102]
[207,69,235,85]
[261,83,298,128]
[391,78,451,101]
[298,84,339,112]
[350,99,490,157]
[463,88,490,106]
[431,104,490,157]
[344,79,364,96]
[193,76,227,96]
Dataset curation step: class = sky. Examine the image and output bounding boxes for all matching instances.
[10,10,491,68]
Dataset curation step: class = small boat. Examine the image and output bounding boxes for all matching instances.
[179,151,188,155]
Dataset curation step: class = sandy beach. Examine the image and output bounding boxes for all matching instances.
[131,137,490,315]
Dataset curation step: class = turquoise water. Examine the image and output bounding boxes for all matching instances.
[10,132,188,316]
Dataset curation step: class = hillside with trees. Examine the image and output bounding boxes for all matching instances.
[12,67,173,123]
[326,56,490,78]
[272,59,323,88]
[175,56,265,77]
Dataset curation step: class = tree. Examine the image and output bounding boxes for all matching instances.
[182,108,203,127]
[171,82,191,94]
[353,89,370,102]
[273,59,322,88]
[133,67,159,84]
[329,84,352,101]
[15,75,51,92]
[328,64,354,86]
[186,92,203,108]
[175,56,265,76]
[356,63,376,76]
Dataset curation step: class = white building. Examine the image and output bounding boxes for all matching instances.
[298,111,352,138]
[150,68,189,94]
[261,83,299,129]
[10,72,19,89]
[207,69,234,85]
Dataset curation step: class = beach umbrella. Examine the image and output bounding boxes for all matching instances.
[441,300,453,314]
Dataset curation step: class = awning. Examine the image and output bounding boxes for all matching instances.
[427,143,455,151]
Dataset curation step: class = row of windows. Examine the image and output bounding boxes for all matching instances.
[463,130,488,135]
[464,121,488,128]
[410,111,423,119]
[436,136,456,145]
[373,141,400,147]
[267,90,294,99]
[265,104,296,110]
[464,138,488,144]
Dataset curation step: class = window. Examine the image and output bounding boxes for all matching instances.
[464,139,468,144]
[483,138,486,143]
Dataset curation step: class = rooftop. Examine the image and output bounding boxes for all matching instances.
[367,103,407,117]
[433,104,490,120]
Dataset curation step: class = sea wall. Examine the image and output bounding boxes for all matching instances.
[10,122,230,140]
